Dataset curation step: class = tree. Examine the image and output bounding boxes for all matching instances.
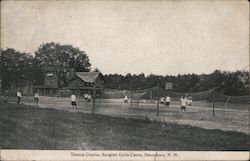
[103,70,249,96]
[0,48,34,90]
[34,42,91,72]
[93,68,101,72]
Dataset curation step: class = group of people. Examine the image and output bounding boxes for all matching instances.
[84,94,92,102]
[16,90,92,109]
[16,90,39,104]
[159,95,193,112]
[16,90,192,112]
[160,95,171,107]
[71,93,94,109]
[71,93,95,109]
[124,94,193,112]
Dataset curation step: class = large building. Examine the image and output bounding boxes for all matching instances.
[34,67,104,98]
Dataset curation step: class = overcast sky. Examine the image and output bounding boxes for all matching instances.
[1,0,249,75]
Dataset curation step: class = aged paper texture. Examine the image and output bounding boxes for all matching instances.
[0,0,249,161]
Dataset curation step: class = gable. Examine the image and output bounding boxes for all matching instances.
[76,72,101,83]
[68,77,85,88]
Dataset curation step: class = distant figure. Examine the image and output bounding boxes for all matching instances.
[87,94,92,102]
[180,96,187,112]
[165,96,171,107]
[187,96,193,106]
[34,92,39,104]
[17,90,22,104]
[84,94,88,100]
[124,95,128,103]
[160,97,165,104]
[71,93,77,109]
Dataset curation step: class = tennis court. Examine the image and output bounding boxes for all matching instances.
[5,96,249,135]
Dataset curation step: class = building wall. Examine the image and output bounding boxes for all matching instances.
[43,67,76,88]
[44,71,58,88]
[36,69,104,98]
[68,77,86,88]
[95,75,104,88]
[66,68,76,81]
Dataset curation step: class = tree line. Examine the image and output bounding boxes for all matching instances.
[0,42,249,96]
[104,71,249,96]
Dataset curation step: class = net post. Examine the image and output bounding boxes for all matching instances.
[135,89,138,108]
[130,91,132,108]
[225,96,231,108]
[92,82,96,115]
[150,90,153,103]
[156,83,159,116]
[136,90,139,107]
[212,89,215,117]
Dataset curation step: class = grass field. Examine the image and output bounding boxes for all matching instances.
[3,96,248,134]
[0,100,249,150]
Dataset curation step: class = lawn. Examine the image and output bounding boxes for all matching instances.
[0,101,249,150]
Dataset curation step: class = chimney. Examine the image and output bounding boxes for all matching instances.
[66,68,76,82]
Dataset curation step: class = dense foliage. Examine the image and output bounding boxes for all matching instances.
[0,42,249,96]
[104,71,249,96]
[0,42,91,90]
[0,48,41,89]
[35,42,91,72]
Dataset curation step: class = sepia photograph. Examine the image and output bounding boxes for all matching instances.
[0,0,249,160]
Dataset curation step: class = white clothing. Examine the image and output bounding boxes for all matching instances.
[17,92,22,97]
[87,95,92,100]
[166,96,171,102]
[84,94,88,99]
[180,98,187,106]
[71,95,76,102]
[124,95,128,101]
[160,97,165,103]
[187,99,192,105]
[34,93,39,98]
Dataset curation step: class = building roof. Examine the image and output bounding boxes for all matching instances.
[76,72,101,83]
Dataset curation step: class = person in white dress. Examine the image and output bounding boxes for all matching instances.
[34,92,39,104]
[180,96,187,112]
[17,90,22,104]
[187,96,193,106]
[124,95,128,103]
[71,93,77,109]
[160,97,165,104]
[165,96,171,107]
[87,94,92,102]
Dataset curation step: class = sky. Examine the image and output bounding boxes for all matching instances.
[1,0,249,75]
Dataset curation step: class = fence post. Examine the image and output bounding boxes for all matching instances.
[130,90,132,108]
[92,82,96,115]
[212,89,215,117]
[156,83,159,116]
[137,95,139,108]
[150,90,153,103]
[225,96,231,108]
